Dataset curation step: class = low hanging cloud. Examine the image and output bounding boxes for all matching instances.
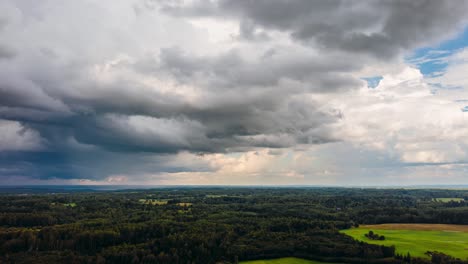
[0,0,468,184]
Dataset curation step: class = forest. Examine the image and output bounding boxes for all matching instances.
[0,187,467,264]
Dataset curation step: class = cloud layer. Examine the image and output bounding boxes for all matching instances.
[1,0,468,185]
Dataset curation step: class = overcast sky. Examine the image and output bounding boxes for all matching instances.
[1,0,468,186]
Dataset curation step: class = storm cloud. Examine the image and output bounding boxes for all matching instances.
[162,0,468,58]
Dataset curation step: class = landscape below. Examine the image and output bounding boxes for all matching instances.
[0,187,467,264]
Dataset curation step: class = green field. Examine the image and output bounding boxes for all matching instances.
[241,257,335,264]
[51,202,77,207]
[433,197,465,202]
[205,194,227,198]
[138,199,168,205]
[342,224,468,259]
[176,202,192,207]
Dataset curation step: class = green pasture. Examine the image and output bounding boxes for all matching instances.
[176,202,192,207]
[241,257,335,264]
[433,198,465,202]
[51,202,77,207]
[342,226,468,260]
[138,199,168,205]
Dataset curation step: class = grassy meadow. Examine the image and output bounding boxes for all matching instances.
[240,257,336,264]
[51,202,77,207]
[138,199,168,205]
[433,197,465,202]
[342,224,468,259]
[176,202,192,207]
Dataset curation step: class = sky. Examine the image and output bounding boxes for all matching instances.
[1,0,468,186]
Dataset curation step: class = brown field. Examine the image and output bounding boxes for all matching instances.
[359,223,468,232]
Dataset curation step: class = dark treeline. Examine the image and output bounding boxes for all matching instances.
[0,187,467,264]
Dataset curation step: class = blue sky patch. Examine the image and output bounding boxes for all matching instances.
[362,76,383,89]
[407,27,468,77]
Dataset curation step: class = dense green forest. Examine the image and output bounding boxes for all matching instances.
[0,187,467,264]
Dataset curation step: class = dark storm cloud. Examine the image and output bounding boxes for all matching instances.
[155,47,361,91]
[0,71,69,113]
[0,149,215,181]
[161,0,468,59]
[0,44,340,179]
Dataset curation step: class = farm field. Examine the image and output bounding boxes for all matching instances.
[433,197,465,202]
[50,202,77,207]
[241,257,336,264]
[342,224,468,259]
[138,199,168,205]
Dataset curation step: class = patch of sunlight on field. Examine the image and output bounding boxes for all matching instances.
[138,199,168,205]
[433,198,465,202]
[177,202,192,207]
[342,224,468,260]
[241,257,336,264]
[206,194,227,198]
[51,202,77,207]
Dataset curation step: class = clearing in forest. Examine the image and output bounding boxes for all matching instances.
[138,199,168,205]
[433,198,465,202]
[342,224,468,260]
[240,257,336,264]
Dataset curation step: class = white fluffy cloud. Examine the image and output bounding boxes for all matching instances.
[326,64,468,164]
[431,48,468,90]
